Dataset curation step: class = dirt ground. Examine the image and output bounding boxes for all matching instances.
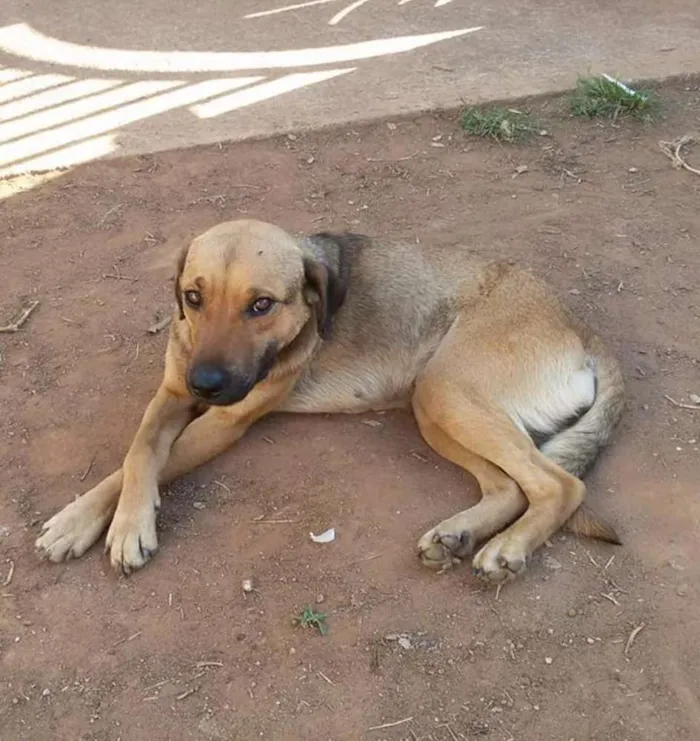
[1,78,699,741]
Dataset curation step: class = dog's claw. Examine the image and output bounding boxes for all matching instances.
[105,501,159,576]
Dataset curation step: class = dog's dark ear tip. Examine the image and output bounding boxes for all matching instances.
[174,245,189,321]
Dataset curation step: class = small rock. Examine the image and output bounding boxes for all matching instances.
[544,656,553,665]
[586,637,595,645]
[677,583,689,597]
[398,636,412,650]
[316,593,325,604]
[42,688,51,697]
[690,393,700,404]
[241,578,254,593]
[193,501,205,510]
[543,555,562,571]
[568,288,581,296]
[384,633,400,641]
[387,122,397,131]
[567,608,577,617]
[628,166,639,173]
[287,133,297,141]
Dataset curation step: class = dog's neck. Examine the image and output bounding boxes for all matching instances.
[268,312,322,383]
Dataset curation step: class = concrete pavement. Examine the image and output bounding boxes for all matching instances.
[0,0,698,177]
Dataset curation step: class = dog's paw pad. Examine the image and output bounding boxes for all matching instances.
[417,525,474,571]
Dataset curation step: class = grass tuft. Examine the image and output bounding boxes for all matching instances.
[569,75,659,121]
[459,107,536,142]
[293,605,328,635]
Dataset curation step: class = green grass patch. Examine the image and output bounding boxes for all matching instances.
[569,75,659,121]
[293,605,328,635]
[459,106,536,142]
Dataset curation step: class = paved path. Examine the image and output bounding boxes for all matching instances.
[0,0,699,176]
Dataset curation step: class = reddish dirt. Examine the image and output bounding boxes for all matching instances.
[1,79,700,741]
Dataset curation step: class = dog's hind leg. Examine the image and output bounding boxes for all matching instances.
[411,277,604,583]
[416,412,527,570]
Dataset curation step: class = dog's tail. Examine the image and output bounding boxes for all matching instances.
[562,503,621,544]
[541,335,626,544]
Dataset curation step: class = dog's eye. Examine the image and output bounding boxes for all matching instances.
[250,297,274,316]
[184,290,202,308]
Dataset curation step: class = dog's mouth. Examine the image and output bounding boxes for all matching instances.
[186,345,278,406]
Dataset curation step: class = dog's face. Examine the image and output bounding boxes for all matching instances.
[175,220,342,406]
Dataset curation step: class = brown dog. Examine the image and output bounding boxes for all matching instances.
[35,220,625,582]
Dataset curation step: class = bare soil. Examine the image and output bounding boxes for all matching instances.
[1,78,699,741]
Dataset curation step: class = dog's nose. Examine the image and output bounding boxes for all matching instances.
[188,364,230,398]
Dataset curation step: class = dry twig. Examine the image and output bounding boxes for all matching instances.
[659,135,700,176]
[147,315,172,335]
[3,561,15,587]
[664,394,700,411]
[0,301,39,333]
[624,622,646,657]
[368,716,413,732]
[79,458,95,482]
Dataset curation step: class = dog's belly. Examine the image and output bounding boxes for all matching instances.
[279,358,421,414]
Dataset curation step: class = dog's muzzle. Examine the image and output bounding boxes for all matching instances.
[187,363,255,406]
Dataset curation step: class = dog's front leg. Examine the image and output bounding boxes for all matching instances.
[36,376,296,572]
[104,385,194,574]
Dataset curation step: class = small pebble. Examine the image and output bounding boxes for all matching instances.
[567,608,577,617]
[545,656,553,665]
[628,166,639,173]
[193,501,205,510]
[677,583,689,597]
[241,578,254,593]
[398,637,412,650]
[316,594,325,604]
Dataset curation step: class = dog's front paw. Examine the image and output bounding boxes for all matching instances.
[36,494,113,562]
[472,533,528,584]
[417,517,475,572]
[105,497,159,575]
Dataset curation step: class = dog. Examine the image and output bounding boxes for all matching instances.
[35,219,625,583]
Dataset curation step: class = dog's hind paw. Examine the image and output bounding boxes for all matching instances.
[417,520,475,572]
[472,533,528,584]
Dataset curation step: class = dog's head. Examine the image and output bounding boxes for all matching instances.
[174,220,347,406]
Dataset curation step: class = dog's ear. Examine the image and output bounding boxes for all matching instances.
[303,257,347,340]
[174,245,189,320]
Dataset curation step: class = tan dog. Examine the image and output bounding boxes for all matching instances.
[36,220,625,583]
